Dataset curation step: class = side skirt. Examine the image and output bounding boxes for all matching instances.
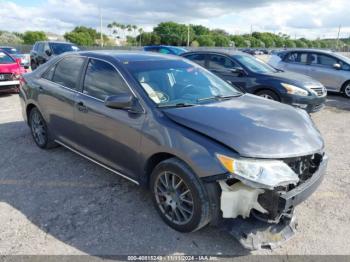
[54,140,140,185]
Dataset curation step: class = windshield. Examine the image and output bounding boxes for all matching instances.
[126,60,242,107]
[0,51,15,64]
[49,43,79,55]
[0,47,19,55]
[234,54,277,74]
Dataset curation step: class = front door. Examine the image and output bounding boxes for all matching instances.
[207,54,247,90]
[74,58,145,178]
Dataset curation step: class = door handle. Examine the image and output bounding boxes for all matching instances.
[77,101,88,113]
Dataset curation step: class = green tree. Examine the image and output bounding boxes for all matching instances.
[191,25,210,36]
[153,22,189,45]
[64,26,99,46]
[0,31,23,44]
[212,34,230,47]
[23,31,47,44]
[230,35,246,47]
[195,35,215,47]
[136,32,161,46]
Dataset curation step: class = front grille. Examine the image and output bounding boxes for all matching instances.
[283,153,323,183]
[310,86,326,97]
[0,73,13,82]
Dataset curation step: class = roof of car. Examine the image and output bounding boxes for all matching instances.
[36,41,75,44]
[182,49,246,56]
[78,50,183,63]
[280,48,334,54]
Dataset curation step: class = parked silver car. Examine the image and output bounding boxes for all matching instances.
[269,49,350,98]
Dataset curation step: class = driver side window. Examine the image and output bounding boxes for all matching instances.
[208,55,236,71]
[83,59,130,101]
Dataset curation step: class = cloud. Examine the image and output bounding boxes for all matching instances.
[0,0,349,39]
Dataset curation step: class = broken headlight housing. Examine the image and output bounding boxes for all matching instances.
[216,154,299,189]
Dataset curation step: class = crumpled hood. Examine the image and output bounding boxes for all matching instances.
[263,71,323,87]
[163,94,324,158]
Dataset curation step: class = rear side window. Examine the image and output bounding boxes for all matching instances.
[83,59,130,100]
[52,56,85,90]
[285,52,308,64]
[184,54,206,67]
[209,54,236,71]
[42,64,56,80]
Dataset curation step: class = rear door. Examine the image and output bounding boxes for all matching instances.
[281,51,311,75]
[37,55,86,145]
[74,58,145,178]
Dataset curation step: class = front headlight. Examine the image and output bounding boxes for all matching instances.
[216,154,299,189]
[281,83,308,96]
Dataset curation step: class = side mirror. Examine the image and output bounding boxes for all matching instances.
[230,67,245,76]
[15,58,21,65]
[333,63,341,70]
[105,94,134,110]
[45,49,52,56]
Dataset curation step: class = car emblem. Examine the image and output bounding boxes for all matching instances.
[0,75,4,80]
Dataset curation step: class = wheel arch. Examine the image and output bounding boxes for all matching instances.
[341,79,350,93]
[26,103,37,125]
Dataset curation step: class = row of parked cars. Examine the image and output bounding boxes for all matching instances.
[15,42,337,249]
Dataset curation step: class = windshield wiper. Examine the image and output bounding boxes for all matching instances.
[197,94,241,102]
[157,102,196,108]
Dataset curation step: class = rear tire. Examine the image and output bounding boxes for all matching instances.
[150,158,211,232]
[256,89,280,101]
[29,107,58,149]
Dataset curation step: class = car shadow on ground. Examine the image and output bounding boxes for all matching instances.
[0,121,249,256]
[325,93,350,111]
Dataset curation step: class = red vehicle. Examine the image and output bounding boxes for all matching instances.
[0,50,26,94]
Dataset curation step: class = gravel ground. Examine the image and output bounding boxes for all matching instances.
[0,93,349,256]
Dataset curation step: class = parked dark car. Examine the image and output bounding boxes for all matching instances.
[30,41,79,70]
[0,46,30,69]
[144,45,187,55]
[19,51,327,249]
[181,51,327,113]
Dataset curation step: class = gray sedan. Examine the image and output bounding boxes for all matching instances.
[269,49,350,98]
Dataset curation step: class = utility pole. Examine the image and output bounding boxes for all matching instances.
[250,25,253,36]
[99,6,103,47]
[187,24,190,47]
[336,25,341,50]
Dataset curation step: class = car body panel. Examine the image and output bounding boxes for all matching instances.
[163,94,324,158]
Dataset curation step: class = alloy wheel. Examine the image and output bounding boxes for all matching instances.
[345,84,350,97]
[259,94,274,100]
[30,110,47,146]
[154,171,194,225]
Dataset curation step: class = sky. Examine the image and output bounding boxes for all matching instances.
[0,0,349,39]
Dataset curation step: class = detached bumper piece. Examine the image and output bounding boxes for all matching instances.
[223,215,297,250]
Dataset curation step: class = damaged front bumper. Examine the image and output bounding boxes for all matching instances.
[218,155,328,250]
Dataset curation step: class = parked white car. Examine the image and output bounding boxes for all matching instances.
[269,49,350,98]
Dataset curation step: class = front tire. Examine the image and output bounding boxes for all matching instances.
[342,82,350,98]
[256,89,280,101]
[29,107,57,149]
[150,158,211,232]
